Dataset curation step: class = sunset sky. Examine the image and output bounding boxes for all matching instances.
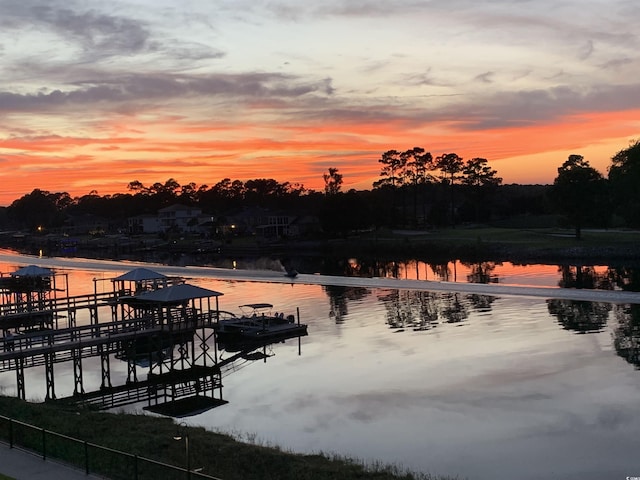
[1,0,639,206]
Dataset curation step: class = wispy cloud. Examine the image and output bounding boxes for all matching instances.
[0,0,639,203]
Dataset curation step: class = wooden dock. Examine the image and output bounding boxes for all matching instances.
[0,265,225,415]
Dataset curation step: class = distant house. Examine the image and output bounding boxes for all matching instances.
[63,214,109,236]
[126,204,320,238]
[256,212,296,238]
[157,204,203,233]
[223,206,269,236]
[128,214,160,234]
[194,214,219,236]
[223,207,320,239]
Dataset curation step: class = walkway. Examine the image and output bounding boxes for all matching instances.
[0,443,104,479]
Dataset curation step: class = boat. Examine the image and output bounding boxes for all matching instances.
[213,303,307,347]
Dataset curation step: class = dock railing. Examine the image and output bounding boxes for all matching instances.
[0,415,223,480]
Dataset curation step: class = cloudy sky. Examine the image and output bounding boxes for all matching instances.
[1,0,639,204]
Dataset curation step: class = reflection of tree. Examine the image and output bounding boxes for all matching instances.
[376,261,402,279]
[466,294,496,312]
[440,293,468,323]
[430,263,451,281]
[547,299,611,333]
[612,304,640,368]
[380,290,440,331]
[608,267,640,292]
[323,285,369,324]
[465,262,499,284]
[557,265,613,290]
[415,291,440,330]
[381,290,410,329]
[327,258,403,279]
[379,289,479,330]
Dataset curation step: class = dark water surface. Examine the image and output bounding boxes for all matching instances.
[1,252,639,480]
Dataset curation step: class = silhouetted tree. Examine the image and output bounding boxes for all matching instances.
[323,168,343,195]
[373,150,407,225]
[434,153,464,226]
[319,190,372,236]
[462,158,501,188]
[179,182,199,204]
[403,147,433,226]
[244,179,289,206]
[199,178,245,212]
[608,140,640,226]
[71,191,136,220]
[373,150,404,189]
[7,189,70,231]
[461,157,502,222]
[551,155,607,239]
[127,178,183,210]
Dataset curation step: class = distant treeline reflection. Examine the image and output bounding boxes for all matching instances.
[315,258,640,291]
[322,273,640,372]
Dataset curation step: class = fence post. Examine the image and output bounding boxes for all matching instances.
[84,441,89,474]
[134,454,139,480]
[42,428,46,460]
[8,418,13,448]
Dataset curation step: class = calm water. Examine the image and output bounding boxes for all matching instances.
[1,254,639,480]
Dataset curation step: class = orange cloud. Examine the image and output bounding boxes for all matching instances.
[1,108,638,206]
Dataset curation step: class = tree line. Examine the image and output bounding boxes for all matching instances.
[1,140,639,237]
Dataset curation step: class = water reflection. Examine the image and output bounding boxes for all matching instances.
[467,293,497,312]
[465,261,499,284]
[4,255,640,480]
[608,266,640,292]
[324,285,368,324]
[557,265,614,290]
[6,245,640,291]
[382,290,438,331]
[317,257,640,292]
[547,299,612,333]
[613,304,640,368]
[322,280,515,335]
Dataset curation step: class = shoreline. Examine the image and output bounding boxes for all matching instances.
[4,226,640,268]
[2,248,640,305]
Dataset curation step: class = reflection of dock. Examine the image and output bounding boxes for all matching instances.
[63,365,227,417]
[0,264,307,417]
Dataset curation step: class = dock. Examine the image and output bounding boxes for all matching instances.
[0,265,226,415]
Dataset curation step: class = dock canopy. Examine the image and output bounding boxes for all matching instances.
[11,265,53,277]
[113,267,167,282]
[240,303,273,309]
[128,283,224,305]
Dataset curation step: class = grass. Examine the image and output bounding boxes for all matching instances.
[0,397,458,480]
[9,225,640,267]
[337,226,640,263]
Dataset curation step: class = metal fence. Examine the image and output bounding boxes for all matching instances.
[0,415,222,480]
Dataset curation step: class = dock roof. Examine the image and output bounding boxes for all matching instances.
[11,265,53,277]
[113,267,167,282]
[130,283,223,304]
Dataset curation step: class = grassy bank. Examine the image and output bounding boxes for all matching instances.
[323,227,640,264]
[0,397,456,480]
[4,226,640,267]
